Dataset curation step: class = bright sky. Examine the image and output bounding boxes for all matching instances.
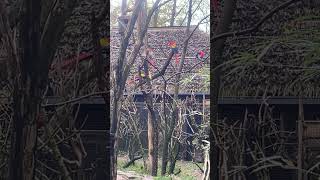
[111,0,210,33]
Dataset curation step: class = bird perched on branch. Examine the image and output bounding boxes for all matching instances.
[196,50,207,61]
[168,40,180,65]
[168,40,178,54]
[99,37,109,47]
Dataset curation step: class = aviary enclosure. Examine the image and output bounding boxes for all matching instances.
[0,0,320,180]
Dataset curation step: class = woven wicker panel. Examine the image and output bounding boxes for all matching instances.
[304,122,320,138]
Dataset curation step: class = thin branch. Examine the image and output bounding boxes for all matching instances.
[212,0,301,41]
[55,115,89,146]
[193,161,204,173]
[36,160,60,174]
[134,14,209,89]
[41,92,107,107]
[122,156,143,168]
[122,0,172,90]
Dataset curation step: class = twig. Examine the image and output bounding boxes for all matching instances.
[36,160,60,174]
[35,169,50,180]
[174,168,182,175]
[193,161,204,173]
[55,115,88,146]
[212,0,301,41]
[0,163,6,170]
[41,92,107,107]
[122,156,143,168]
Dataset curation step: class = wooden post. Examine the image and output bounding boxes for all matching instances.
[298,96,304,180]
[280,112,285,139]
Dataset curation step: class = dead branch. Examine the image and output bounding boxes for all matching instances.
[41,92,108,107]
[212,0,301,41]
[122,156,143,168]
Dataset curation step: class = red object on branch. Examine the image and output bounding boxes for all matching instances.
[51,52,93,70]
[175,54,179,65]
[199,50,205,58]
[168,41,177,48]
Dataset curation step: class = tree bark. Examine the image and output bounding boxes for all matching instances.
[121,0,128,16]
[169,140,180,174]
[7,1,77,179]
[170,0,177,26]
[152,8,159,27]
[139,0,159,175]
[9,0,41,179]
[210,0,237,179]
[161,0,193,175]
[111,0,164,178]
[111,0,145,179]
[146,98,159,176]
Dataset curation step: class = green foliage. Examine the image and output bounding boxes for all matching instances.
[180,65,210,92]
[154,176,172,180]
[154,176,196,180]
[295,14,320,21]
[222,11,320,96]
[118,158,148,174]
[303,42,320,66]
[117,157,202,179]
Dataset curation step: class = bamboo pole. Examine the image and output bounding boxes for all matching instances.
[298,95,304,180]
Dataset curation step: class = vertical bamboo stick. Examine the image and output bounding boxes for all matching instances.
[298,96,304,180]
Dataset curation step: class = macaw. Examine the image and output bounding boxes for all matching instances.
[196,50,207,61]
[99,37,110,47]
[140,71,146,78]
[168,40,178,54]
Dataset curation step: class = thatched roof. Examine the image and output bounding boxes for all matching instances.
[2,1,319,98]
[110,26,210,93]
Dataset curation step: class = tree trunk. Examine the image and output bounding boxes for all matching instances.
[111,0,160,178]
[146,104,159,175]
[169,140,180,174]
[9,0,41,179]
[161,133,170,175]
[5,0,77,179]
[111,98,122,180]
[110,0,130,178]
[139,0,159,175]
[170,0,177,26]
[210,0,237,179]
[152,8,159,27]
[161,0,192,175]
[121,0,128,16]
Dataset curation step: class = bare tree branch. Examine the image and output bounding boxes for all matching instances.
[42,92,107,107]
[212,0,301,42]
